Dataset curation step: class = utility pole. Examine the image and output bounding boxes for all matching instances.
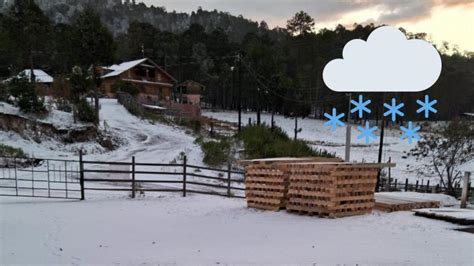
[294,116,298,141]
[345,93,352,162]
[29,51,35,83]
[375,93,386,192]
[237,53,242,132]
[256,87,261,125]
[92,64,100,125]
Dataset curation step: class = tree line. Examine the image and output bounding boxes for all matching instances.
[0,0,473,122]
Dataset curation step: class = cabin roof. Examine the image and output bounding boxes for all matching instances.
[101,58,176,82]
[4,69,53,83]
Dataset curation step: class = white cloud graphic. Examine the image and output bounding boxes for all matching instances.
[323,26,442,92]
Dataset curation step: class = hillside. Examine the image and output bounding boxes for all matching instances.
[0,99,203,165]
[0,0,263,41]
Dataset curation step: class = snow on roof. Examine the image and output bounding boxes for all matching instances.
[4,69,53,83]
[101,58,177,82]
[142,104,166,110]
[102,58,148,78]
[459,159,474,172]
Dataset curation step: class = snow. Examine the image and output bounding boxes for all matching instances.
[203,110,434,183]
[142,104,166,110]
[460,159,474,173]
[1,193,473,265]
[102,58,147,78]
[0,101,90,130]
[2,69,53,83]
[376,192,459,207]
[0,99,203,165]
[415,208,474,220]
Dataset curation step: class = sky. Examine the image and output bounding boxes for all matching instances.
[139,0,474,52]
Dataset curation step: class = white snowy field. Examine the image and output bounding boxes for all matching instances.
[1,192,473,265]
[203,110,434,183]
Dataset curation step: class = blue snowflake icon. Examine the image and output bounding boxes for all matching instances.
[351,94,372,118]
[400,121,421,144]
[384,98,405,122]
[357,121,378,144]
[324,108,345,132]
[416,95,438,118]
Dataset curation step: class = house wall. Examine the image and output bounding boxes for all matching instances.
[184,94,201,105]
[100,67,174,103]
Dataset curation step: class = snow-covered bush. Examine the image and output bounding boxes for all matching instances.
[7,74,45,113]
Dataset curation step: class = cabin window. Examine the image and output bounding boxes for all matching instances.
[149,69,156,78]
[134,68,146,77]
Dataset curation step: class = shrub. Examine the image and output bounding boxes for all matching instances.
[112,80,140,97]
[236,124,335,159]
[0,144,27,158]
[0,83,8,101]
[76,98,97,123]
[174,117,202,134]
[198,137,232,166]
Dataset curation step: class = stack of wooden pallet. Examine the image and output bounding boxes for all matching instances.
[244,162,288,211]
[286,163,380,218]
[375,194,440,212]
[243,157,343,211]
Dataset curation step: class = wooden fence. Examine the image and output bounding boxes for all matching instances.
[0,152,245,200]
[378,177,472,197]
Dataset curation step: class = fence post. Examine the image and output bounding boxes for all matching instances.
[436,184,440,193]
[31,160,34,196]
[182,155,187,197]
[47,160,50,198]
[14,157,18,196]
[131,156,136,199]
[426,180,430,193]
[460,172,470,208]
[227,161,231,197]
[415,180,419,191]
[394,179,398,191]
[64,160,68,198]
[386,157,391,191]
[405,178,408,191]
[79,150,85,200]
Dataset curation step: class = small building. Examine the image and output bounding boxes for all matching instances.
[461,113,474,120]
[175,80,205,106]
[2,69,54,95]
[100,58,176,104]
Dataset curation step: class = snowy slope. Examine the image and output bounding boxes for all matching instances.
[0,101,90,130]
[203,110,433,183]
[1,193,472,265]
[0,99,203,165]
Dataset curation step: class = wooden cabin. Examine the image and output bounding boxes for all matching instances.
[175,80,205,106]
[2,69,53,95]
[100,58,176,103]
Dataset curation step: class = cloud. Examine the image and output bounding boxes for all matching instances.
[322,26,442,92]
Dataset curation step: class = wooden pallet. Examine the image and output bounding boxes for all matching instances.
[374,194,440,212]
[244,159,390,217]
[243,157,342,211]
[286,163,379,218]
[245,163,288,211]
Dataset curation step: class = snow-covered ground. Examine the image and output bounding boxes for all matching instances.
[0,101,90,130]
[1,192,473,265]
[1,99,203,165]
[203,110,434,183]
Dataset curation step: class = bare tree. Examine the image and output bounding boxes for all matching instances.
[408,119,474,196]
